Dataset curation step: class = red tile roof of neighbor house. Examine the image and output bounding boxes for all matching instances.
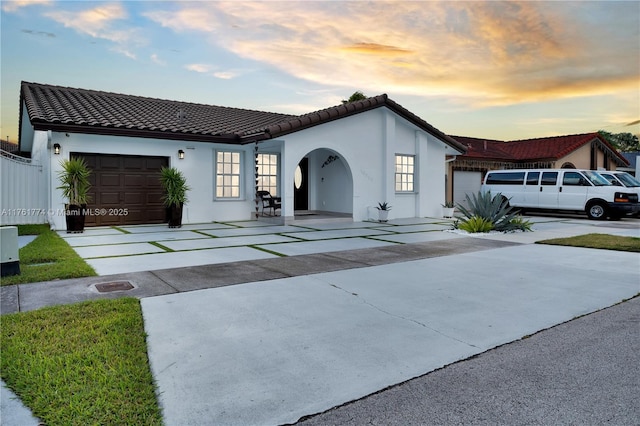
[19,81,466,152]
[453,133,628,166]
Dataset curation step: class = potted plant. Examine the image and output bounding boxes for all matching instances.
[160,166,190,228]
[375,202,391,222]
[57,157,92,233]
[442,201,455,218]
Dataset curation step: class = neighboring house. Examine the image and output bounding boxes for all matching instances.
[447,133,629,207]
[619,152,640,177]
[18,81,466,230]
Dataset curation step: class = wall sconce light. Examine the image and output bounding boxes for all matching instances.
[178,149,185,159]
[53,143,61,155]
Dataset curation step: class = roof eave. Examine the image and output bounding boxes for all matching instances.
[30,121,243,144]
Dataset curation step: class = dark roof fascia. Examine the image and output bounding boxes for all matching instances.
[29,121,245,145]
[18,90,27,152]
[590,135,629,167]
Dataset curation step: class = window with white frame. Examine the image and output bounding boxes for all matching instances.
[395,154,415,192]
[257,153,279,196]
[216,151,242,198]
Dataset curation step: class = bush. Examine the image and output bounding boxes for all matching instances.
[456,191,532,233]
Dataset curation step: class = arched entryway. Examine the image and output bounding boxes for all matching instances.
[294,148,353,219]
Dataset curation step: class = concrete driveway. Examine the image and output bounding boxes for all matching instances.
[141,218,640,425]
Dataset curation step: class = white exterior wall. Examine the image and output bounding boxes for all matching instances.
[26,106,454,228]
[44,132,257,229]
[277,107,451,221]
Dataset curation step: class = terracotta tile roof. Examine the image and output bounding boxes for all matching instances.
[21,81,296,143]
[453,133,628,166]
[20,81,466,152]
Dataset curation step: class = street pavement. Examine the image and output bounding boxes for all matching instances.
[297,296,640,426]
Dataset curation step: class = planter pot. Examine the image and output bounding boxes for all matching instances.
[65,204,86,233]
[377,210,389,222]
[167,203,184,228]
[443,207,455,218]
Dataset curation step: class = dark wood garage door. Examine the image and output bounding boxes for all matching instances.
[75,153,169,226]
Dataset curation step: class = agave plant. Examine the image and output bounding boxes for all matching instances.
[456,191,531,232]
[458,216,493,233]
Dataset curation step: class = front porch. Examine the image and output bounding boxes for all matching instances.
[258,210,352,225]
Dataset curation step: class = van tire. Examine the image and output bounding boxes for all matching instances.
[586,201,607,220]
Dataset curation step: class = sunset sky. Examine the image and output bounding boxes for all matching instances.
[2,0,638,145]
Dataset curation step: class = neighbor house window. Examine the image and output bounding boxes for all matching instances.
[216,151,242,198]
[395,154,415,192]
[257,153,279,196]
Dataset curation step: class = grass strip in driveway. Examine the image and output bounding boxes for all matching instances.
[537,233,640,252]
[1,225,97,286]
[0,298,162,426]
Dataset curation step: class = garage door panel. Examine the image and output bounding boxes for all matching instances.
[145,157,167,170]
[99,192,120,204]
[146,174,161,186]
[124,192,144,204]
[100,174,121,187]
[98,156,120,169]
[146,192,164,204]
[147,210,166,222]
[123,157,143,170]
[124,174,144,187]
[74,153,169,226]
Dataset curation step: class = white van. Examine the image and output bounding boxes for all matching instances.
[481,169,640,220]
[598,171,640,217]
[597,171,640,190]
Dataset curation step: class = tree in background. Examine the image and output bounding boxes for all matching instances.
[342,91,367,104]
[598,130,640,152]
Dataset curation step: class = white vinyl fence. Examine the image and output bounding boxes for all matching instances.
[1,150,48,225]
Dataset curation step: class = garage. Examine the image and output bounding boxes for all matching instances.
[76,153,169,226]
[453,171,482,209]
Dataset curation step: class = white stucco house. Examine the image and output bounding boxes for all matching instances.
[17,81,466,230]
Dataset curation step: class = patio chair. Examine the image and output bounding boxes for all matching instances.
[257,190,282,216]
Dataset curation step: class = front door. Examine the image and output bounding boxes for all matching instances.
[294,157,308,210]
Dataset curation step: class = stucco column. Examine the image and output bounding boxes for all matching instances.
[382,110,395,206]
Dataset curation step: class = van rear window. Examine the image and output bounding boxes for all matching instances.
[485,172,525,185]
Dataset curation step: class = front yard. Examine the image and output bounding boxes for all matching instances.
[1,228,638,424]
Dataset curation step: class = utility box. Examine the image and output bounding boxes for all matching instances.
[1,226,20,277]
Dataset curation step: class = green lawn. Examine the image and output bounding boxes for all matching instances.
[537,233,640,252]
[1,298,162,426]
[1,224,96,286]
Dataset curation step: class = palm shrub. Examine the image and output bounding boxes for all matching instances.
[159,167,190,207]
[57,158,92,206]
[456,191,532,232]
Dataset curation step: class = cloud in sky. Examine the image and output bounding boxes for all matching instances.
[1,0,637,142]
[145,1,638,107]
[2,0,51,13]
[44,2,143,59]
